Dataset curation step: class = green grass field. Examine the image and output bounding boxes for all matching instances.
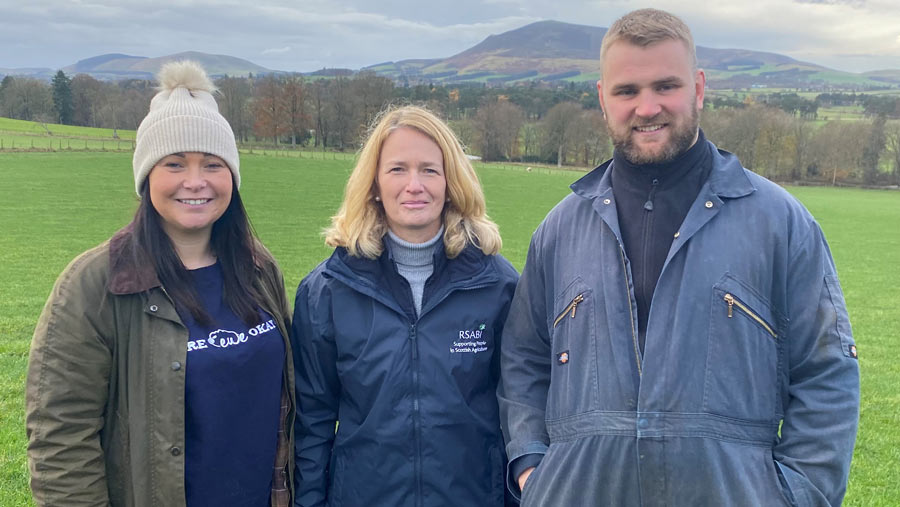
[0,151,898,505]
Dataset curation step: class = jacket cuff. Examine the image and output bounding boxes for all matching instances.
[510,453,543,488]
[506,441,547,501]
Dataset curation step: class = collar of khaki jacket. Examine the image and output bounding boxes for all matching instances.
[108,223,161,295]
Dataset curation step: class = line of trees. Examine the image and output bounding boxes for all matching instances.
[1,70,898,185]
[702,106,899,185]
[0,71,154,136]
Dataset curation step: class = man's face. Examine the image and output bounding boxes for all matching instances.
[597,38,705,165]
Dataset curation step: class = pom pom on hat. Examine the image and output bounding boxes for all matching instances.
[157,60,217,93]
[132,61,240,195]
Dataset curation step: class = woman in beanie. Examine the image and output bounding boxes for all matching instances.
[292,105,518,506]
[25,61,294,507]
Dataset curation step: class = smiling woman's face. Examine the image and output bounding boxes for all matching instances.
[147,152,233,243]
[375,127,447,243]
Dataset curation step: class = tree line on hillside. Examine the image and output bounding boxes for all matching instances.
[1,70,898,185]
[702,106,899,185]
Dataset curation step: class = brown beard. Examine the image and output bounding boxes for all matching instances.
[608,105,700,165]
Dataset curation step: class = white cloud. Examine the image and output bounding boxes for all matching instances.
[0,0,897,73]
[262,47,292,55]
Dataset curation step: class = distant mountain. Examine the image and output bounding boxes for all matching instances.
[66,53,146,73]
[5,21,899,89]
[56,51,272,80]
[0,67,54,80]
[365,20,900,89]
[863,69,900,83]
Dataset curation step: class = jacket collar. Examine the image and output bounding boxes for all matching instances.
[108,223,162,295]
[326,236,491,289]
[570,139,756,202]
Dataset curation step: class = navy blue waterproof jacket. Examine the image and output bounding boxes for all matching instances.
[292,239,519,507]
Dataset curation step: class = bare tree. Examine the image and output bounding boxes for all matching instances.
[449,118,478,155]
[282,74,308,147]
[703,106,768,172]
[575,109,611,167]
[309,80,330,148]
[353,71,394,133]
[216,76,253,142]
[70,74,104,127]
[884,121,900,185]
[96,83,124,137]
[118,88,152,130]
[542,102,583,166]
[520,122,542,162]
[253,75,289,144]
[329,76,359,150]
[474,99,525,161]
[753,108,794,180]
[861,114,887,184]
[0,77,52,121]
[789,117,813,181]
[808,120,870,184]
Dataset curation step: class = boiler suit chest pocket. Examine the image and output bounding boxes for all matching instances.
[546,279,597,419]
[704,274,784,421]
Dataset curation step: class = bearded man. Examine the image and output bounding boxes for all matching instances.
[499,8,859,506]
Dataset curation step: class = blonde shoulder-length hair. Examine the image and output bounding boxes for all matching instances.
[324,105,501,259]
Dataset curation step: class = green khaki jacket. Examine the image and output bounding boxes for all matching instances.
[25,224,295,507]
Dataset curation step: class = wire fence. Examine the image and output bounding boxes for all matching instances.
[0,134,359,161]
[0,132,590,174]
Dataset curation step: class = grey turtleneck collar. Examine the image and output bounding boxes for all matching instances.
[387,226,444,316]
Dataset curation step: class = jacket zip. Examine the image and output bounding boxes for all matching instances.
[413,282,494,507]
[618,247,642,376]
[723,293,777,338]
[553,293,585,328]
[409,322,423,507]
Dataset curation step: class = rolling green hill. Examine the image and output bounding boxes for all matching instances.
[59,51,271,79]
[364,20,899,89]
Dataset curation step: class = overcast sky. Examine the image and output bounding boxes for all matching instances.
[2,0,898,74]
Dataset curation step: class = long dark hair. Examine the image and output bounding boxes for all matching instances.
[133,178,265,327]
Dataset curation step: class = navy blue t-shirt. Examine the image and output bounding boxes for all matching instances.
[181,262,285,507]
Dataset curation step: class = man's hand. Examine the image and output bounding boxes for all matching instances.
[518,466,536,493]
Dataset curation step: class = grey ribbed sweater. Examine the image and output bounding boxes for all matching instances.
[387,227,443,316]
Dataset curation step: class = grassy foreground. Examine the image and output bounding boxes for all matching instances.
[0,151,897,505]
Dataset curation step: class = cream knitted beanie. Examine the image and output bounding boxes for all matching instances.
[132,61,240,195]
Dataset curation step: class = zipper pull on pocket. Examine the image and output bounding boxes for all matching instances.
[722,292,777,338]
[570,294,584,318]
[554,293,586,327]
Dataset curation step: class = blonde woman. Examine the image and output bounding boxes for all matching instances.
[292,105,518,506]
